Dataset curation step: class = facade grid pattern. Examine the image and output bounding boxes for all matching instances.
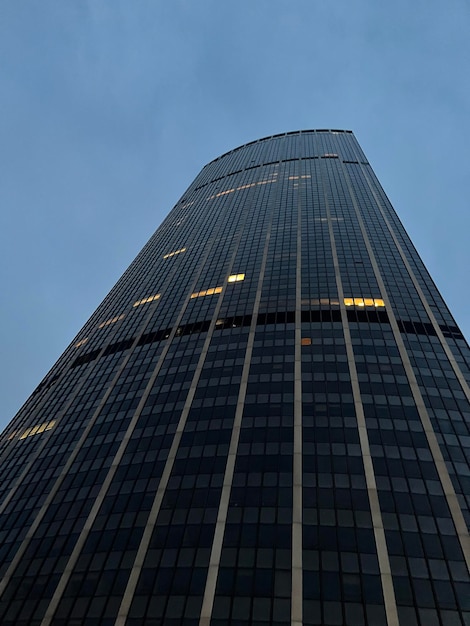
[0,130,469,626]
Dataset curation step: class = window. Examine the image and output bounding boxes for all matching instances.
[163,248,186,259]
[133,294,161,307]
[206,176,278,201]
[190,287,223,299]
[228,274,245,283]
[98,314,125,328]
[344,298,385,308]
[18,420,56,440]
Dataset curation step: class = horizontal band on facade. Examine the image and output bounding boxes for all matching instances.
[68,311,463,371]
[192,156,368,196]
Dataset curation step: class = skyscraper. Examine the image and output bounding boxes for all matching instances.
[0,129,469,626]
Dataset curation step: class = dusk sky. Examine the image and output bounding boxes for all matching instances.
[1,1,469,428]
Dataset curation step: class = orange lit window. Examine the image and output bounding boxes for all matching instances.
[190,286,223,299]
[75,338,88,348]
[301,338,312,346]
[98,314,125,328]
[344,297,385,308]
[133,294,161,307]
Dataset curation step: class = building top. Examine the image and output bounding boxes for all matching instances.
[206,128,354,166]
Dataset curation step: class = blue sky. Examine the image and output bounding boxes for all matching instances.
[1,0,469,428]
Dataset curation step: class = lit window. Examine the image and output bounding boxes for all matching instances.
[301,338,312,346]
[256,178,277,185]
[133,294,161,307]
[217,188,235,198]
[75,338,88,348]
[98,314,125,328]
[163,248,186,259]
[19,420,55,440]
[207,176,278,201]
[344,298,385,308]
[228,273,245,283]
[190,286,223,299]
[323,153,338,158]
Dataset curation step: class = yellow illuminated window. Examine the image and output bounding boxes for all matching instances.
[344,297,385,308]
[98,314,125,328]
[190,286,223,299]
[228,273,245,283]
[301,338,312,346]
[133,294,161,307]
[19,420,55,440]
[163,248,186,259]
[75,338,88,348]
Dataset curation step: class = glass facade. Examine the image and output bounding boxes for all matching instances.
[0,130,469,626]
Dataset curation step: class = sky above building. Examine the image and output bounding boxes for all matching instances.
[1,0,469,428]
